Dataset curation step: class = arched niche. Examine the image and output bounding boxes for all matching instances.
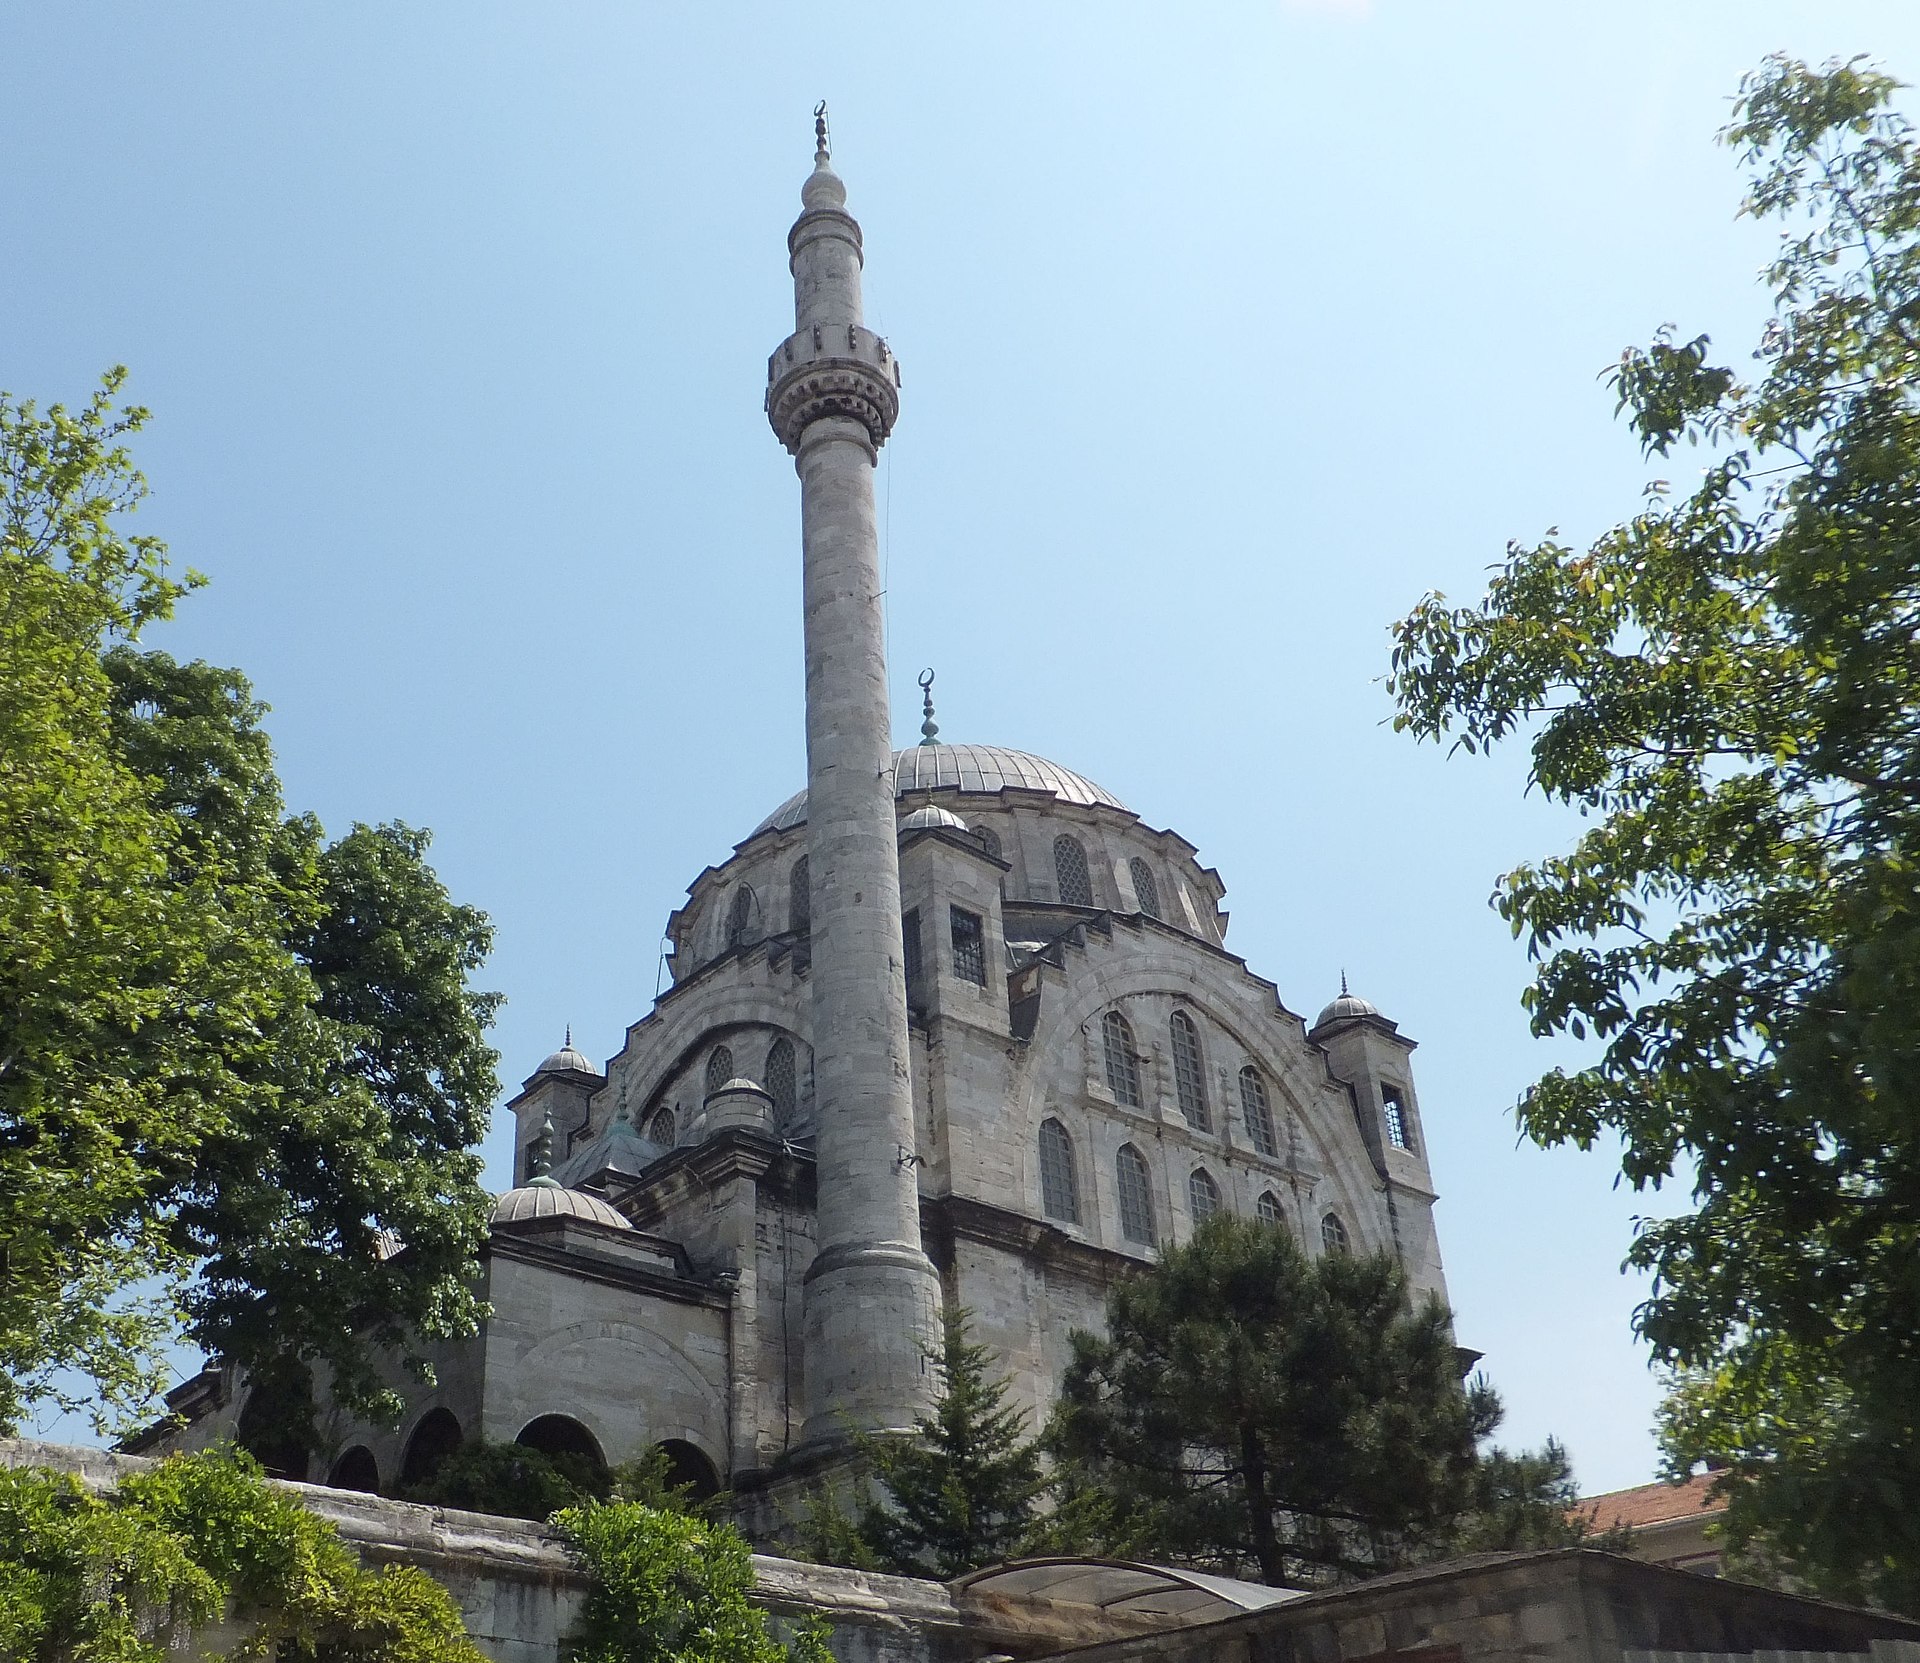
[655,1438,721,1501]
[399,1406,463,1490]
[327,1445,380,1494]
[516,1412,608,1478]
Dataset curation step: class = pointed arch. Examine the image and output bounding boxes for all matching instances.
[1128,857,1161,919]
[1239,1065,1278,1157]
[1038,1117,1079,1224]
[1053,834,1093,906]
[1102,1010,1141,1107]
[1187,1166,1221,1225]
[765,1038,797,1124]
[789,857,810,933]
[1321,1211,1350,1255]
[1169,1009,1209,1130]
[1116,1143,1156,1246]
[1256,1190,1285,1228]
[704,1045,735,1096]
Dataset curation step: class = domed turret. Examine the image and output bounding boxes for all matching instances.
[1314,973,1380,1031]
[534,1026,600,1079]
[900,803,970,833]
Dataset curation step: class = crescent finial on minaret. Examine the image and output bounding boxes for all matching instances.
[918,668,940,746]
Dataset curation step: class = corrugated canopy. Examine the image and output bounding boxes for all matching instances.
[953,1557,1303,1625]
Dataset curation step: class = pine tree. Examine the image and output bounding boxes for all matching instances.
[858,1306,1048,1578]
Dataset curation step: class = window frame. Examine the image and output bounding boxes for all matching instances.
[1038,1117,1079,1224]
[1256,1190,1284,1228]
[1115,1142,1157,1245]
[949,904,987,986]
[1321,1211,1350,1255]
[1053,834,1094,907]
[1239,1065,1278,1157]
[704,1045,735,1096]
[1187,1165,1221,1226]
[1102,1010,1142,1107]
[1169,1009,1210,1131]
[1128,856,1161,920]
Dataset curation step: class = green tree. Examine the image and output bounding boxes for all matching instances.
[555,1500,833,1663]
[1387,55,1920,1612]
[0,374,498,1443]
[857,1306,1049,1577]
[0,1446,482,1660]
[1046,1215,1568,1587]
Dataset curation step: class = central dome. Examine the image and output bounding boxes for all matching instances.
[754,743,1129,835]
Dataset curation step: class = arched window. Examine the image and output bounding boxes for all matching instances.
[1129,857,1161,919]
[705,1045,735,1096]
[1038,1118,1079,1224]
[1169,1010,1209,1130]
[1188,1166,1221,1225]
[726,884,756,946]
[1239,1066,1278,1157]
[399,1407,462,1490]
[1321,1211,1350,1255]
[788,857,810,933]
[765,1039,797,1125]
[1102,1011,1141,1107]
[1256,1190,1285,1228]
[975,825,1002,862]
[1116,1144,1156,1246]
[1053,834,1093,906]
[328,1446,379,1494]
[645,1106,675,1146]
[1382,1085,1414,1152]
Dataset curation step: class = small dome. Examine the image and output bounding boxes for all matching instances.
[901,803,969,833]
[1314,989,1380,1029]
[706,1076,769,1101]
[535,1040,600,1078]
[491,1181,631,1231]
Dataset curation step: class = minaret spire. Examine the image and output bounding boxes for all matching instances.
[766,117,937,1446]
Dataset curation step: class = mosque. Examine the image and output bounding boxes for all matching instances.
[148,119,1449,1535]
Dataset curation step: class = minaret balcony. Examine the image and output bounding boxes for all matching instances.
[766,323,902,454]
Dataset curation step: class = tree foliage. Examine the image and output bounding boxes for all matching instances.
[857,1306,1050,1578]
[555,1500,832,1663]
[1387,55,1920,1611]
[0,373,498,1441]
[1046,1216,1582,1586]
[0,1446,483,1660]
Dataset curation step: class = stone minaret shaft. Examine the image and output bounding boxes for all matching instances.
[767,126,939,1444]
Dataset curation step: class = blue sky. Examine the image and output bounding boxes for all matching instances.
[8,2,1918,1491]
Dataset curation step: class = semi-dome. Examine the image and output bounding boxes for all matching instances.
[756,743,1128,836]
[492,1180,631,1230]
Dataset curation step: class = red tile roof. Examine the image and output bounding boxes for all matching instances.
[1584,1472,1726,1529]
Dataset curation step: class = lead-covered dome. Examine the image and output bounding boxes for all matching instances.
[492,1180,631,1230]
[756,744,1128,835]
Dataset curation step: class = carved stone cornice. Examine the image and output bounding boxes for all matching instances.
[765,323,901,454]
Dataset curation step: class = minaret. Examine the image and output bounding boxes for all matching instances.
[766,110,939,1445]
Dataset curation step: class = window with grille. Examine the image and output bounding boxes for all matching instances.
[975,825,1002,862]
[1102,1010,1142,1107]
[950,906,986,986]
[1256,1190,1284,1228]
[765,1039,797,1124]
[1188,1167,1221,1225]
[1129,857,1161,919]
[705,1045,734,1096]
[1038,1118,1079,1223]
[646,1107,675,1146]
[1239,1066,1278,1157]
[1382,1085,1414,1152]
[1169,1010,1210,1130]
[727,884,756,946]
[1321,1211,1349,1255]
[789,857,810,933]
[901,909,923,1008]
[1053,835,1093,906]
[1116,1144,1156,1245]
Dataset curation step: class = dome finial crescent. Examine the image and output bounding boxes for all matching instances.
[918,668,940,746]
